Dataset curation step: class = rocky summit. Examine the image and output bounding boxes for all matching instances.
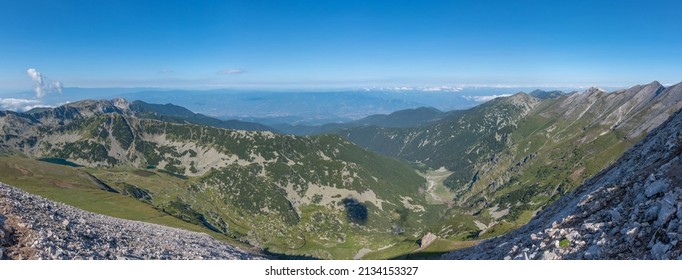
[0,183,263,260]
[443,108,682,260]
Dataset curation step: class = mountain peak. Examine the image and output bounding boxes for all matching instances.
[644,80,663,89]
[507,91,534,101]
[529,89,565,100]
[583,87,606,95]
[499,92,540,110]
[44,99,121,114]
[112,98,130,110]
[648,80,662,86]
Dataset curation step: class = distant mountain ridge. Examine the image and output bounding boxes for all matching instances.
[271,89,568,135]
[529,89,568,99]
[128,100,276,132]
[116,89,433,125]
[273,106,445,135]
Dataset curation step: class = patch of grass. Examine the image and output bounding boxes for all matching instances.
[395,238,479,260]
[478,221,520,239]
[361,240,420,260]
[363,237,478,260]
[559,238,570,248]
[421,238,478,253]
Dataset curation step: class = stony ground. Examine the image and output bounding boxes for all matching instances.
[444,109,682,260]
[0,183,264,260]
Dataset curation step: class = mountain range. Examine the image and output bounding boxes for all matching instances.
[3,87,570,125]
[272,106,446,135]
[0,98,439,259]
[335,81,681,243]
[0,80,680,259]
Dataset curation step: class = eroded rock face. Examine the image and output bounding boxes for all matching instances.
[0,183,264,260]
[444,109,682,260]
[419,232,438,249]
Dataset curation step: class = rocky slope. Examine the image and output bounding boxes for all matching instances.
[0,182,263,260]
[443,108,682,260]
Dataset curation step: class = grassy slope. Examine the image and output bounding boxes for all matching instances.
[0,156,249,248]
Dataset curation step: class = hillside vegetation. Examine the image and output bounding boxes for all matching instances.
[0,99,438,259]
[338,81,682,245]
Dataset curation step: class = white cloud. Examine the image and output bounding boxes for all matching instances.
[463,94,513,102]
[158,69,174,74]
[217,69,244,75]
[361,86,463,92]
[0,98,52,112]
[420,86,463,92]
[26,68,63,98]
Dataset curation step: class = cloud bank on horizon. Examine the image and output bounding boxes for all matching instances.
[0,97,52,112]
[463,94,514,102]
[26,68,63,98]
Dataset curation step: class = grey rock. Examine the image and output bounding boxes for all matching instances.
[625,225,639,244]
[644,179,667,198]
[610,210,622,223]
[651,242,671,259]
[667,219,679,233]
[584,244,601,259]
[644,205,660,222]
[655,201,676,227]
[542,250,559,260]
[647,174,656,183]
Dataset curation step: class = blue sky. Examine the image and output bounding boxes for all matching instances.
[1,0,681,92]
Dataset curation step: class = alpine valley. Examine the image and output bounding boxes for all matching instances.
[1,81,681,259]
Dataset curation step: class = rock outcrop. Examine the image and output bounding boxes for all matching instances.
[444,108,682,260]
[0,183,264,260]
[419,232,438,249]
